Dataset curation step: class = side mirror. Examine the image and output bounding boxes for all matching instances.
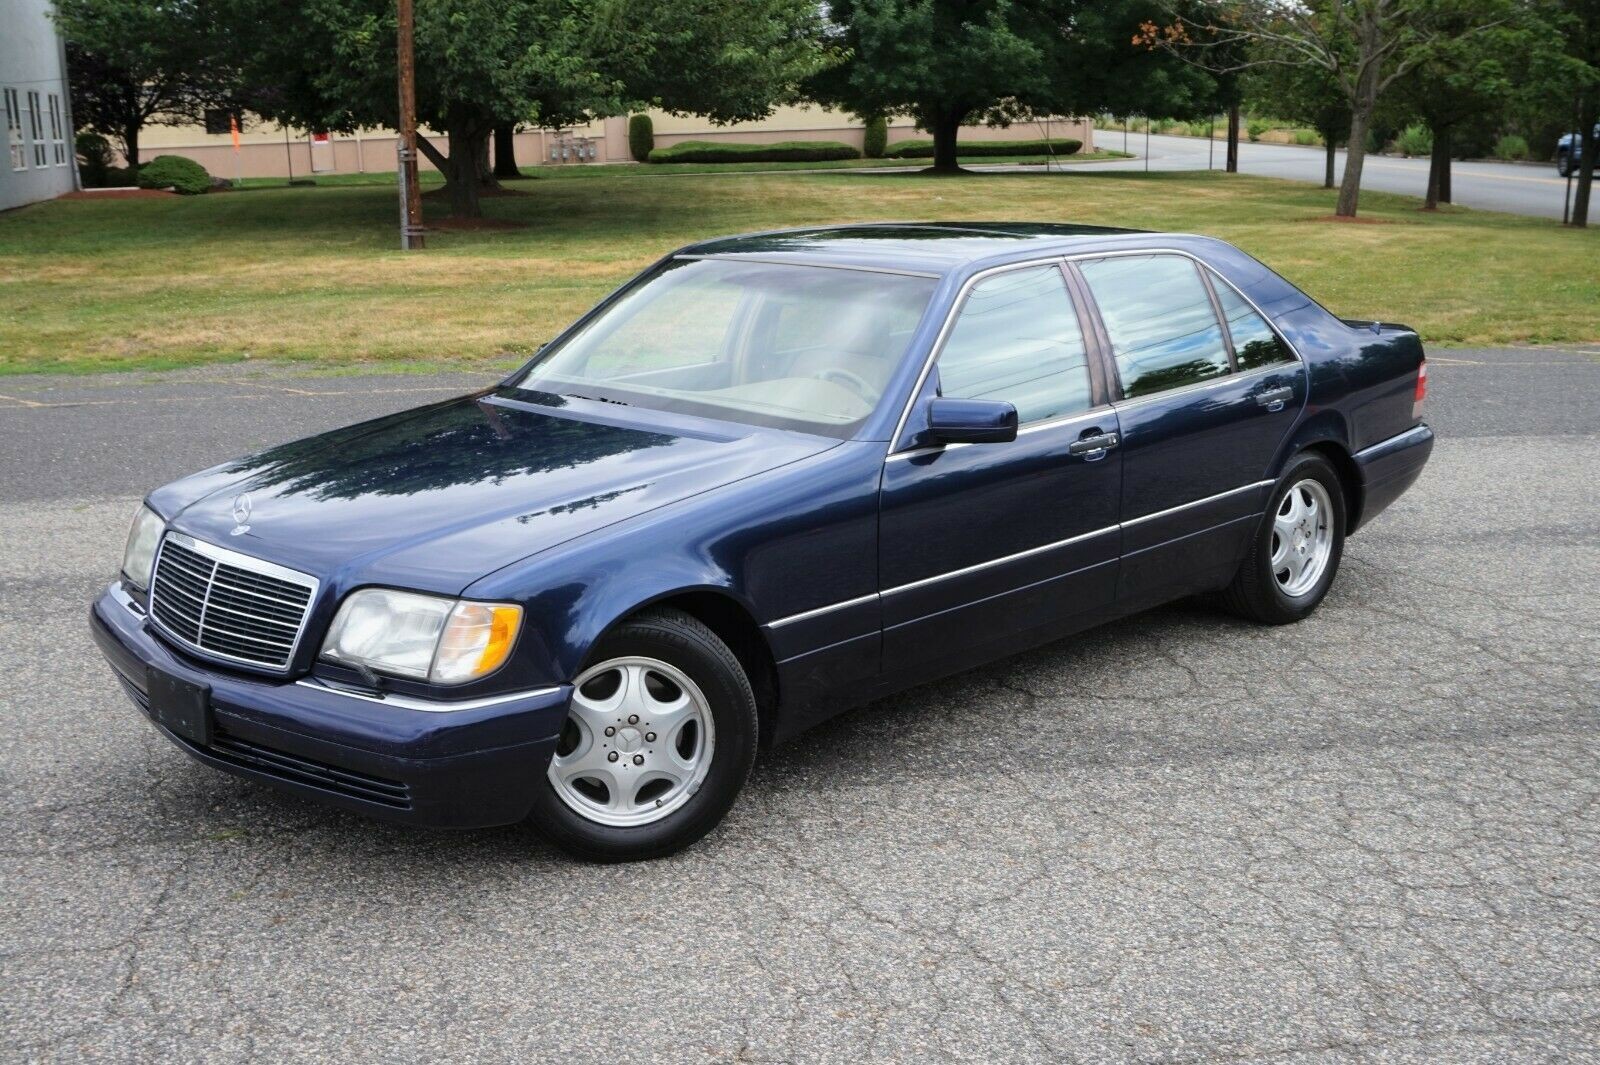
[927,397,1018,444]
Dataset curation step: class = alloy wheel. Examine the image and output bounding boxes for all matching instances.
[1271,478,1335,598]
[548,656,716,828]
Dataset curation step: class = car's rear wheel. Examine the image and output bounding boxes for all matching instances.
[1220,453,1346,625]
[528,608,758,861]
[1557,151,1573,178]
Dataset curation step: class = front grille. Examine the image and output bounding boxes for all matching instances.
[149,533,317,671]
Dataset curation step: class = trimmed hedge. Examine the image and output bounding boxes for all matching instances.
[882,137,1082,159]
[627,114,654,162]
[862,116,889,159]
[647,139,860,164]
[137,154,212,195]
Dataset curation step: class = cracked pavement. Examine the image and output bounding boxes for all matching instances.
[1,348,1597,1063]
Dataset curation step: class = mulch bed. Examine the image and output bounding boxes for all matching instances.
[59,188,175,200]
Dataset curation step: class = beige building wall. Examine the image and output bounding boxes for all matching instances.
[126,108,1094,180]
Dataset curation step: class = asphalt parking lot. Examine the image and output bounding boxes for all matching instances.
[2,347,1597,1063]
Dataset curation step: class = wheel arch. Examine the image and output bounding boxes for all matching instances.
[1276,411,1363,533]
[583,585,781,752]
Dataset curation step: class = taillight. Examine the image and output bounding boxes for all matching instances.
[1413,359,1427,419]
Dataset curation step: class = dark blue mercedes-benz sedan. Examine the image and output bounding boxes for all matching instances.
[92,223,1434,860]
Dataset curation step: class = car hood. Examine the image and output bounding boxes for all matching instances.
[154,389,837,594]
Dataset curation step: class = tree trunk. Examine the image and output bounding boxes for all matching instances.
[1324,139,1336,188]
[1424,130,1447,210]
[929,108,962,173]
[122,123,140,170]
[1336,107,1372,218]
[1572,102,1598,227]
[493,125,520,179]
[415,122,488,218]
[1226,105,1240,173]
[1438,127,1452,203]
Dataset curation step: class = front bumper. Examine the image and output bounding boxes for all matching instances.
[90,584,569,828]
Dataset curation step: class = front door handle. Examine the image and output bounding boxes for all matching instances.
[1255,386,1294,412]
[1068,431,1120,459]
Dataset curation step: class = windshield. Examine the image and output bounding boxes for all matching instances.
[514,258,938,436]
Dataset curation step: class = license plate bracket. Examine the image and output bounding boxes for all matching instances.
[146,667,212,746]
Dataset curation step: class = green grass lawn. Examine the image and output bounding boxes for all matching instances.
[1,167,1594,375]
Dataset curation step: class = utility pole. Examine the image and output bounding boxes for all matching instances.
[396,0,424,250]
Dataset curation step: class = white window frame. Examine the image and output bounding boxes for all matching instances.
[48,94,66,166]
[27,90,46,168]
[4,88,24,171]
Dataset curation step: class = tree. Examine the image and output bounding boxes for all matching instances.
[1245,58,1350,187]
[234,0,825,217]
[1149,0,1499,217]
[811,0,1215,172]
[1547,0,1600,225]
[53,0,238,167]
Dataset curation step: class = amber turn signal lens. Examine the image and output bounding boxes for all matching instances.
[431,602,523,684]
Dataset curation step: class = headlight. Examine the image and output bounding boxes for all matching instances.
[320,588,522,685]
[122,505,165,590]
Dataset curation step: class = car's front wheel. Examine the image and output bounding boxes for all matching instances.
[1557,151,1573,178]
[528,608,758,861]
[1221,453,1346,625]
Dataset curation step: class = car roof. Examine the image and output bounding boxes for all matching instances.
[678,222,1181,276]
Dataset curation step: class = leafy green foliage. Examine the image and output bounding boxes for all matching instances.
[1394,124,1434,157]
[882,137,1081,158]
[231,0,828,215]
[862,115,889,158]
[628,115,654,162]
[1494,134,1530,160]
[136,154,212,195]
[52,0,239,166]
[1246,119,1269,142]
[807,0,1212,170]
[647,140,859,163]
[75,132,115,185]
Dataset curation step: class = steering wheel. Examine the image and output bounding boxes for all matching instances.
[817,367,876,404]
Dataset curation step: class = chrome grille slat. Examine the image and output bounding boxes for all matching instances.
[149,533,318,672]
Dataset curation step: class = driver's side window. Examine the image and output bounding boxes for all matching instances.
[937,265,1092,424]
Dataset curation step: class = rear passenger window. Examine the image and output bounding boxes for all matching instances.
[1079,255,1231,399]
[1214,280,1293,370]
[936,265,1092,423]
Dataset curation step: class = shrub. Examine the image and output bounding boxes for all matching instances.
[627,114,653,163]
[1493,134,1530,161]
[1294,129,1320,146]
[881,137,1082,159]
[1393,124,1432,158]
[1185,120,1212,138]
[647,140,859,164]
[75,132,116,185]
[136,154,211,194]
[862,115,888,159]
[1246,119,1270,142]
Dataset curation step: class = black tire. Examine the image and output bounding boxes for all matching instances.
[527,608,758,862]
[1558,153,1572,178]
[1220,453,1347,625]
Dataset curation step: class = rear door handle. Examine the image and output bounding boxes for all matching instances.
[1255,386,1294,412]
[1068,431,1120,458]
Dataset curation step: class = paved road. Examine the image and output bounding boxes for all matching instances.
[1051,132,1579,220]
[3,351,1598,1063]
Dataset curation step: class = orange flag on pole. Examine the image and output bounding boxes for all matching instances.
[230,113,240,150]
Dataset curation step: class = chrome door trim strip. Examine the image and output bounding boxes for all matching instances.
[673,253,942,279]
[766,591,880,630]
[1120,480,1275,529]
[294,678,565,713]
[1108,363,1297,414]
[881,523,1119,597]
[770,477,1279,621]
